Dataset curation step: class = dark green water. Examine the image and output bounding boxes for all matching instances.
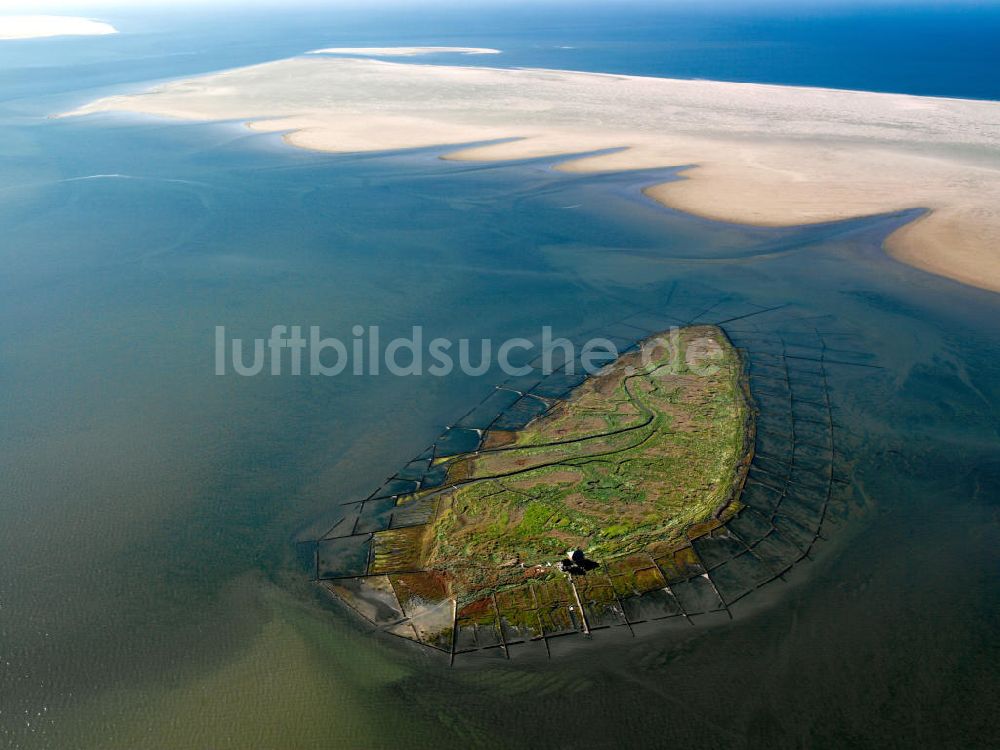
[1,7,999,749]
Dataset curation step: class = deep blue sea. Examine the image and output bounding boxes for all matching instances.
[1,3,998,749]
[5,1,1000,108]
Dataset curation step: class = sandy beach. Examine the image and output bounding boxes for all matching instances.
[66,55,1000,292]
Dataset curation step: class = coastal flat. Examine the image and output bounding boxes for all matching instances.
[67,54,1000,291]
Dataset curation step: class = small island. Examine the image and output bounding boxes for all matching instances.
[322,326,755,654]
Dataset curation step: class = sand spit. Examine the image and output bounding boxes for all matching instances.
[65,56,1000,292]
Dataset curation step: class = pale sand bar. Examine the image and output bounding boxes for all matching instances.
[0,15,117,41]
[67,56,1000,292]
[308,47,499,56]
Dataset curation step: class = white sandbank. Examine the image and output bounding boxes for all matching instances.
[0,15,117,40]
[308,46,499,56]
[65,56,1000,292]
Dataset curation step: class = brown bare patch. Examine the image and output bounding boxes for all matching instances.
[481,430,516,449]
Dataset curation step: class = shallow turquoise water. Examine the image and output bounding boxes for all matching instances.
[1,6,999,749]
